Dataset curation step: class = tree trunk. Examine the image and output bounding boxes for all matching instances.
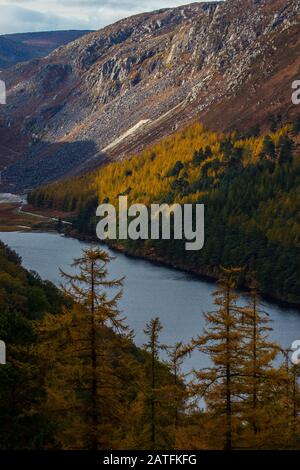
[225,285,232,451]
[91,260,98,450]
[151,344,156,449]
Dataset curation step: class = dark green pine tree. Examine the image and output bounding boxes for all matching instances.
[143,317,168,449]
[278,135,293,164]
[262,135,276,161]
[293,114,300,134]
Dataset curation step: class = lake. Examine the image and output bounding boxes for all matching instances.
[1,230,300,372]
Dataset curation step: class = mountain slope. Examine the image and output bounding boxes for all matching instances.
[1,0,300,190]
[0,31,92,70]
[3,31,93,58]
[0,36,37,69]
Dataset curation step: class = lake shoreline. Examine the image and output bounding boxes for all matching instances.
[1,194,299,312]
[1,230,300,362]
[0,197,72,233]
[67,229,300,313]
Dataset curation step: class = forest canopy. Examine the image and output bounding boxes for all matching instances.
[28,119,300,305]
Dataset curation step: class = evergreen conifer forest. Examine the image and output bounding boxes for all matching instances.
[1,0,300,457]
[29,119,300,306]
[0,243,299,450]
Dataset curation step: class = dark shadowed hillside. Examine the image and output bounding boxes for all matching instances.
[0,36,37,69]
[0,30,92,70]
[3,31,93,59]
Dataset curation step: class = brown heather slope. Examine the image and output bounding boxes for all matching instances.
[0,0,300,191]
[2,31,93,58]
[0,31,92,70]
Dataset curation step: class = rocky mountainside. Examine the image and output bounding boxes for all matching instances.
[1,0,300,191]
[0,31,91,70]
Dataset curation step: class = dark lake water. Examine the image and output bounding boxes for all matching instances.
[1,230,300,372]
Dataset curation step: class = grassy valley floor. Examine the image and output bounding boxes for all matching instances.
[0,200,73,232]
